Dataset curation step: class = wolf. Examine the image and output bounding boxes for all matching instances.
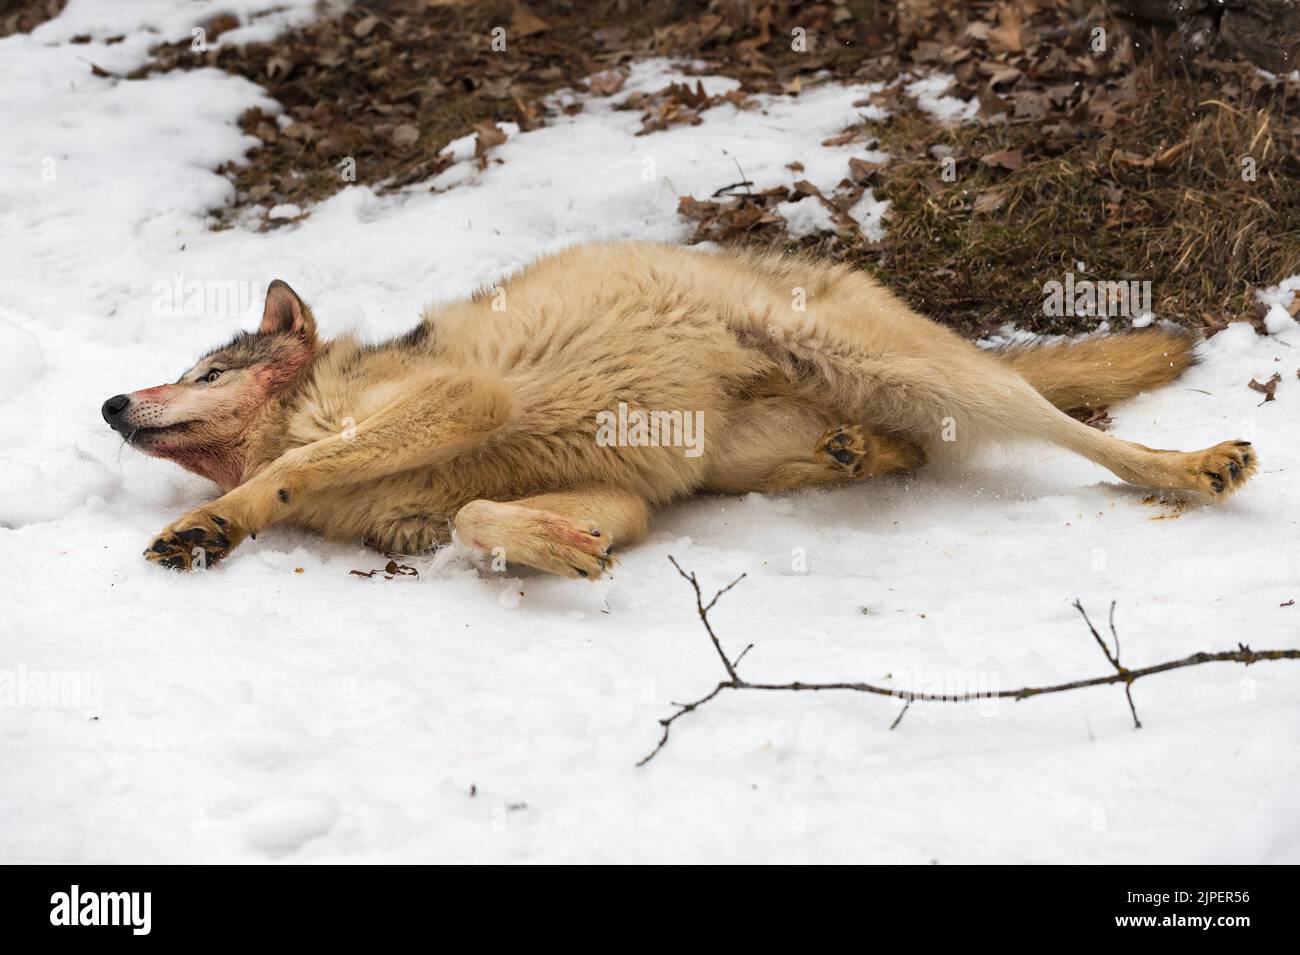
[103,242,1256,578]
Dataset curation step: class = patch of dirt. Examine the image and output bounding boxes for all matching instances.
[131,0,1300,336]
[1141,494,1189,519]
[0,0,66,38]
[135,0,698,229]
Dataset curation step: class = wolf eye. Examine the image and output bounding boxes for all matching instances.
[203,369,223,383]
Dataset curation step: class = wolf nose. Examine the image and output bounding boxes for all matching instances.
[102,394,130,427]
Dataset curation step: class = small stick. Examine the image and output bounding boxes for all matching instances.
[638,559,1300,765]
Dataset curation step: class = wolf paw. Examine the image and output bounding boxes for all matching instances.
[541,519,615,580]
[817,425,871,473]
[454,500,614,580]
[1187,440,1257,498]
[816,425,926,477]
[144,509,246,571]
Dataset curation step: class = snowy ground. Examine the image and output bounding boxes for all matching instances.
[2,3,1298,864]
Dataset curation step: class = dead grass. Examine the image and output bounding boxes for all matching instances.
[849,56,1300,335]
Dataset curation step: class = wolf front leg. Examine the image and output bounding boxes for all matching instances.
[144,372,512,570]
[454,485,651,579]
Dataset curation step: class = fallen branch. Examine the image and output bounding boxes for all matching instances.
[638,558,1300,766]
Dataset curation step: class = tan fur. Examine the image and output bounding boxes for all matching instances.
[131,242,1257,579]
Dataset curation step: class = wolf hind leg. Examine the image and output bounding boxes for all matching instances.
[920,365,1259,498]
[751,425,926,493]
[703,397,925,494]
[1018,401,1258,498]
[818,348,1258,499]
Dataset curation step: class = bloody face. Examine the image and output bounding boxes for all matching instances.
[103,283,317,488]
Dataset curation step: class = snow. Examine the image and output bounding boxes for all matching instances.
[0,311,45,399]
[848,191,890,241]
[33,0,327,47]
[779,197,838,236]
[2,4,1298,864]
[267,203,303,221]
[906,73,978,123]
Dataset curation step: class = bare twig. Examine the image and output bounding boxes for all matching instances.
[638,559,1300,766]
[665,556,746,680]
[888,698,912,730]
[711,152,755,198]
[711,179,755,197]
[1073,598,1140,727]
[731,155,754,197]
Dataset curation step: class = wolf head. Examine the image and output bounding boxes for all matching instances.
[102,280,317,487]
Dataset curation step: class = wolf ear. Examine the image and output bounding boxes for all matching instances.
[259,280,316,340]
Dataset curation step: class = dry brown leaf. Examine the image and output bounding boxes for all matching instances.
[1248,372,1281,402]
[822,127,862,147]
[1070,404,1113,431]
[588,69,627,96]
[981,148,1024,171]
[1201,312,1229,338]
[848,157,883,181]
[1011,91,1050,121]
[976,85,1008,120]
[736,4,773,50]
[202,13,239,42]
[979,63,1022,87]
[677,195,718,221]
[511,8,550,37]
[391,123,419,148]
[988,4,1024,53]
[972,189,1007,214]
[473,121,507,151]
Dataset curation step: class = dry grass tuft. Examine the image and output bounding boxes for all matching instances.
[846,56,1300,335]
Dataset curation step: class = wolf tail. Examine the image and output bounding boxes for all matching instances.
[990,328,1198,412]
